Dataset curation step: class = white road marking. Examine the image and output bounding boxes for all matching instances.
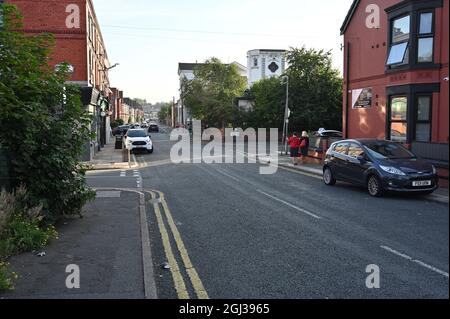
[380,245,449,278]
[257,190,322,220]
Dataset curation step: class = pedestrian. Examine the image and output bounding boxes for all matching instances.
[288,132,301,165]
[299,131,310,164]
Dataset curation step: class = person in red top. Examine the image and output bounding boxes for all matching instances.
[288,132,301,165]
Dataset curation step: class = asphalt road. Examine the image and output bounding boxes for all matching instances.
[87,126,449,299]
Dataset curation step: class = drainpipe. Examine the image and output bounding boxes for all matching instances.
[345,42,351,139]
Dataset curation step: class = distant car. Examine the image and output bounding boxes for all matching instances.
[323,139,438,197]
[313,129,343,138]
[148,123,159,133]
[124,129,153,154]
[140,123,148,128]
[113,125,131,136]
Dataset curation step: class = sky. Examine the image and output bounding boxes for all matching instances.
[93,0,354,104]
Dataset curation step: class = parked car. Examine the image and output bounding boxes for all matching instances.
[323,139,438,197]
[313,129,343,137]
[124,129,153,154]
[113,125,131,136]
[148,122,159,133]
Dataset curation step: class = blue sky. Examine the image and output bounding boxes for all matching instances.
[94,0,354,103]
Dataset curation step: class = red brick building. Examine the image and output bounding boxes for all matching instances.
[341,0,449,182]
[6,0,115,160]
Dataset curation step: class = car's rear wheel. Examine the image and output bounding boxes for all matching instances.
[367,175,384,197]
[323,167,336,186]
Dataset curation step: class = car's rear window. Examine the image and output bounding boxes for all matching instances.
[363,141,415,159]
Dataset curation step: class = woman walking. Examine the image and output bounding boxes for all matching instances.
[288,132,301,165]
[299,131,310,164]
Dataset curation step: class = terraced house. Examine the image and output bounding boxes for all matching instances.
[341,0,449,185]
[6,0,115,160]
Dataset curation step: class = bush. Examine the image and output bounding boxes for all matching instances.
[0,4,95,221]
[0,187,58,260]
[0,262,18,291]
[111,119,124,129]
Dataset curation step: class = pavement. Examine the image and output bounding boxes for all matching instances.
[0,189,157,299]
[83,140,138,170]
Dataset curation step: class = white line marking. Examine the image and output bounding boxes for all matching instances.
[380,245,412,260]
[214,168,243,183]
[380,245,449,278]
[257,190,322,220]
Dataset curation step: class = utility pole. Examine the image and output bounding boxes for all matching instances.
[172,96,176,128]
[281,75,289,155]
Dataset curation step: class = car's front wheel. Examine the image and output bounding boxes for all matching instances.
[148,148,154,154]
[367,175,384,197]
[323,167,336,186]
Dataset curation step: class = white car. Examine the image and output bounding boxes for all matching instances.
[124,129,153,153]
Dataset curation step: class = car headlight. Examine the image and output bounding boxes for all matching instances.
[432,165,437,174]
[379,165,406,176]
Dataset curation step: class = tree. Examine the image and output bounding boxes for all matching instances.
[158,103,172,124]
[182,58,247,128]
[245,77,285,130]
[285,47,343,132]
[0,4,94,221]
[246,47,342,133]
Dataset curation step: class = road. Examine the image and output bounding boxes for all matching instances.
[87,126,449,299]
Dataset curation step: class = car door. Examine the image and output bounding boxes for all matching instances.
[343,142,369,185]
[329,141,349,180]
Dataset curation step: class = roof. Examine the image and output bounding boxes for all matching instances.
[340,0,361,35]
[178,63,205,72]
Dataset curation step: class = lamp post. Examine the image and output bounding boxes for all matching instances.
[281,75,289,155]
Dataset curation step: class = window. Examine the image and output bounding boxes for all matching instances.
[333,142,348,155]
[385,2,440,70]
[417,12,434,63]
[387,15,410,66]
[252,56,258,67]
[389,96,408,143]
[363,141,415,159]
[387,42,409,65]
[392,15,410,43]
[347,143,365,158]
[415,95,432,142]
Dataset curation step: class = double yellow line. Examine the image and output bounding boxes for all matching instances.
[147,190,209,299]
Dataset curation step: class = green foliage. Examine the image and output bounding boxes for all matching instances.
[128,116,132,124]
[0,187,58,260]
[111,118,124,128]
[158,103,172,122]
[0,261,18,291]
[245,77,285,130]
[0,4,95,221]
[247,47,342,133]
[182,58,247,128]
[285,47,343,132]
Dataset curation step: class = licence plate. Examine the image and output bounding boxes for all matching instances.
[412,180,432,187]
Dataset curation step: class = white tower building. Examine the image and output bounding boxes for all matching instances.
[247,49,286,87]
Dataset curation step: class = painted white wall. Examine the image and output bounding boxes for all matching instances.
[247,49,286,86]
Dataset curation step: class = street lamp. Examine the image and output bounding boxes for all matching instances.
[281,75,289,155]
